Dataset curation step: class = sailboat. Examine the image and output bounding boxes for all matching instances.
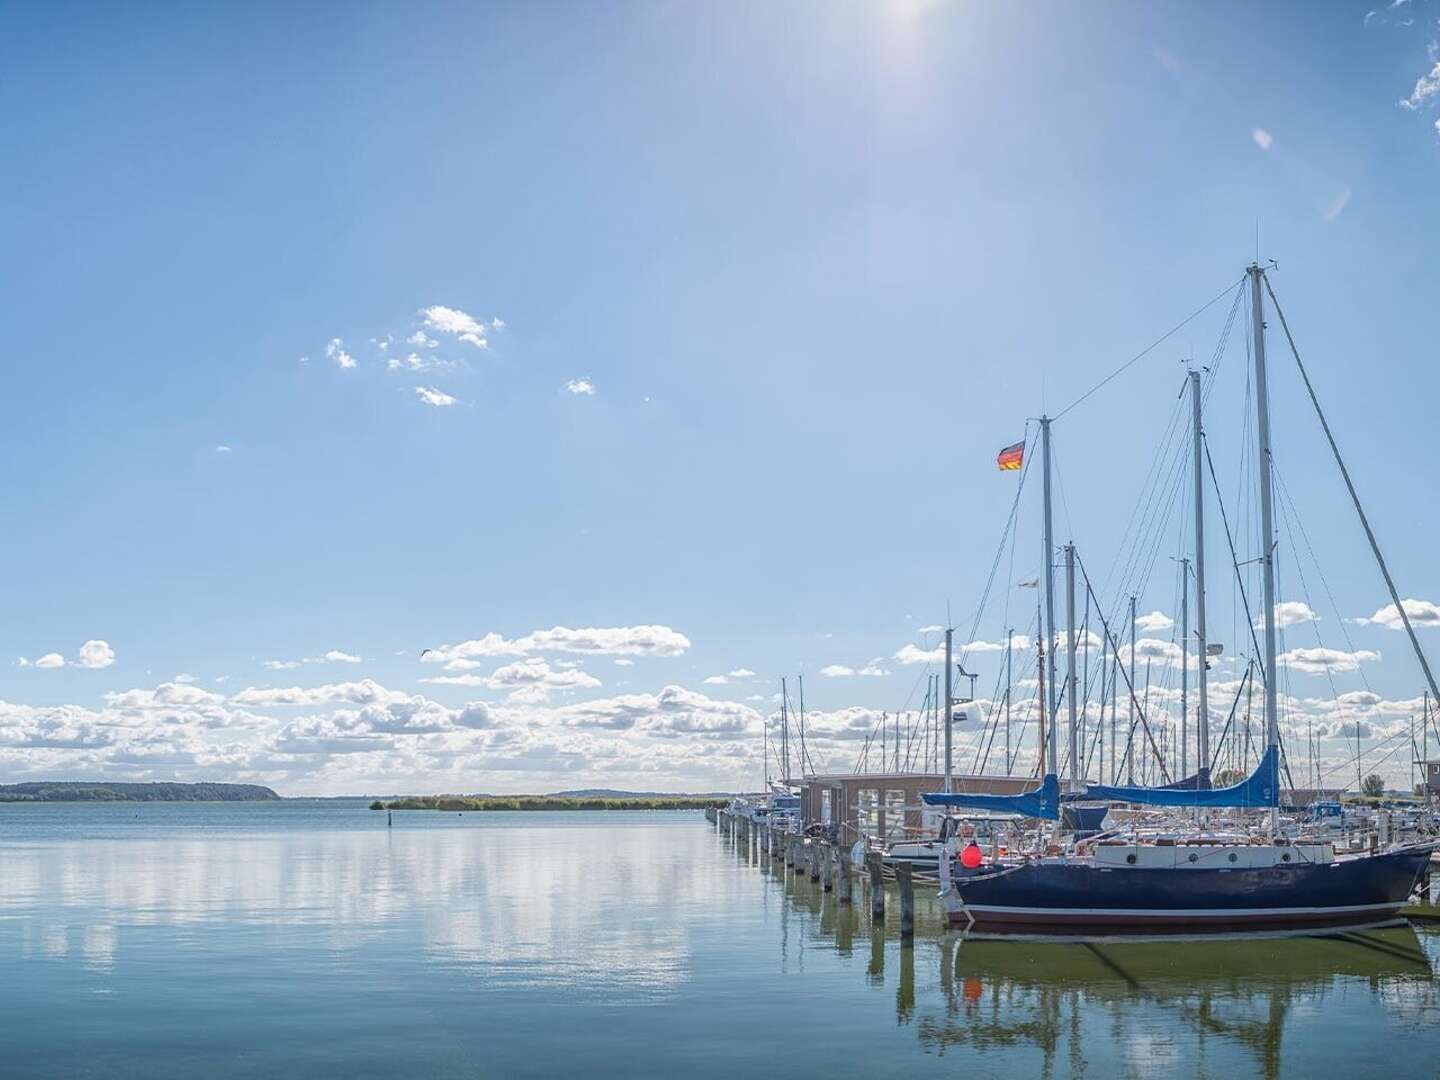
[925,263,1438,935]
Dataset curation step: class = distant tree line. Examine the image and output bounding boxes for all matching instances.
[0,782,280,802]
[372,795,728,811]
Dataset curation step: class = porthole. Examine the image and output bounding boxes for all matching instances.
[1126,853,1137,865]
[1281,853,1292,862]
[1228,852,1238,863]
[1187,852,1199,863]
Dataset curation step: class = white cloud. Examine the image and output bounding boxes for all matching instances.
[614,659,635,667]
[1277,646,1380,675]
[423,625,691,665]
[819,665,854,677]
[407,331,438,348]
[215,445,232,454]
[857,661,890,678]
[421,305,493,349]
[1134,610,1174,633]
[565,378,596,396]
[703,675,729,684]
[34,653,65,669]
[422,659,600,699]
[388,353,453,374]
[728,668,755,678]
[414,386,457,407]
[263,650,362,671]
[1402,61,1440,110]
[556,685,757,737]
[894,643,943,665]
[230,678,404,708]
[76,640,116,670]
[917,625,943,634]
[1270,601,1320,629]
[1358,598,1440,630]
[325,338,356,370]
[1252,128,1274,151]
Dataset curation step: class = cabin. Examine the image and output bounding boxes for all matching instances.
[799,771,1038,842]
[1422,761,1440,796]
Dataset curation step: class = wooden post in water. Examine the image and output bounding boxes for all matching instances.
[837,847,853,904]
[809,843,821,882]
[866,852,885,920]
[895,862,915,939]
[822,844,834,891]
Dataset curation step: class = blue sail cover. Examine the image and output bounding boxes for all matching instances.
[921,773,1060,820]
[1081,746,1279,809]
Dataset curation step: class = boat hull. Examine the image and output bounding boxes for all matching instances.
[944,847,1432,934]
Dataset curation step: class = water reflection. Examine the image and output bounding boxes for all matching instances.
[767,832,1440,1079]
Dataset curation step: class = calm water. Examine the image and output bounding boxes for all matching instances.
[3,804,1439,1079]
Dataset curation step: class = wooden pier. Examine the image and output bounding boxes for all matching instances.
[711,807,916,940]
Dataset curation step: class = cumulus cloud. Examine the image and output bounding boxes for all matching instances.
[820,662,889,678]
[423,625,691,665]
[414,386,457,407]
[388,353,454,374]
[76,640,116,669]
[421,305,494,349]
[894,643,943,665]
[565,378,596,396]
[1252,128,1274,151]
[1402,61,1440,110]
[325,338,356,369]
[728,668,755,678]
[555,685,758,738]
[1357,598,1440,630]
[230,678,405,708]
[422,659,601,699]
[1134,610,1174,633]
[1269,601,1320,630]
[34,653,65,669]
[264,650,362,670]
[819,665,854,678]
[407,331,438,348]
[1277,646,1380,675]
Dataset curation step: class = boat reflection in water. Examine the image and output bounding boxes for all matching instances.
[773,857,1439,1080]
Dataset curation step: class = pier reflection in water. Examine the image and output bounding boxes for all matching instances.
[2,806,1439,1079]
[758,823,1440,1079]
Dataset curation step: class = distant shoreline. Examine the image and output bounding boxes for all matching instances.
[373,795,728,812]
[0,781,280,803]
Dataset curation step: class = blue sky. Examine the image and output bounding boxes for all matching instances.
[2,0,1439,794]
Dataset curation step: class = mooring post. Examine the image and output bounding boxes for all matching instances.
[838,847,853,904]
[896,862,915,939]
[866,852,885,920]
[809,843,821,882]
[387,811,392,829]
[822,844,834,891]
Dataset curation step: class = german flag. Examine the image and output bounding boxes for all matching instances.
[997,441,1025,472]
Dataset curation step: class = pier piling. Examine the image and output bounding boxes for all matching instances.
[837,848,853,904]
[895,862,914,939]
[866,852,885,920]
[822,844,834,892]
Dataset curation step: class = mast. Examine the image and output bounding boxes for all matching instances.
[1179,555,1189,782]
[798,674,808,778]
[1249,263,1281,830]
[1041,416,1058,777]
[943,627,954,792]
[1191,368,1210,784]
[1004,628,1013,774]
[1065,543,1079,789]
[1036,630,1047,782]
[780,677,791,786]
[1127,596,1137,783]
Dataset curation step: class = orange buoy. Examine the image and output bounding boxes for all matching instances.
[960,842,983,869]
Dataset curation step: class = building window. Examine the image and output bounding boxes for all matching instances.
[858,789,879,838]
[821,788,832,826]
[885,789,907,840]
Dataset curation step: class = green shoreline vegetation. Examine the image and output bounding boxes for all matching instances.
[372,795,728,812]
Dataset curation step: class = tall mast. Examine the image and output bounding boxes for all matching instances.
[1179,555,1189,782]
[1127,596,1137,783]
[1191,369,1210,784]
[798,674,808,778]
[780,677,791,785]
[943,627,954,792]
[1041,416,1058,777]
[1249,263,1281,829]
[1065,543,1079,789]
[1004,628,1013,775]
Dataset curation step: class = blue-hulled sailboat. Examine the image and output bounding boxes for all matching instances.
[924,264,1437,935]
